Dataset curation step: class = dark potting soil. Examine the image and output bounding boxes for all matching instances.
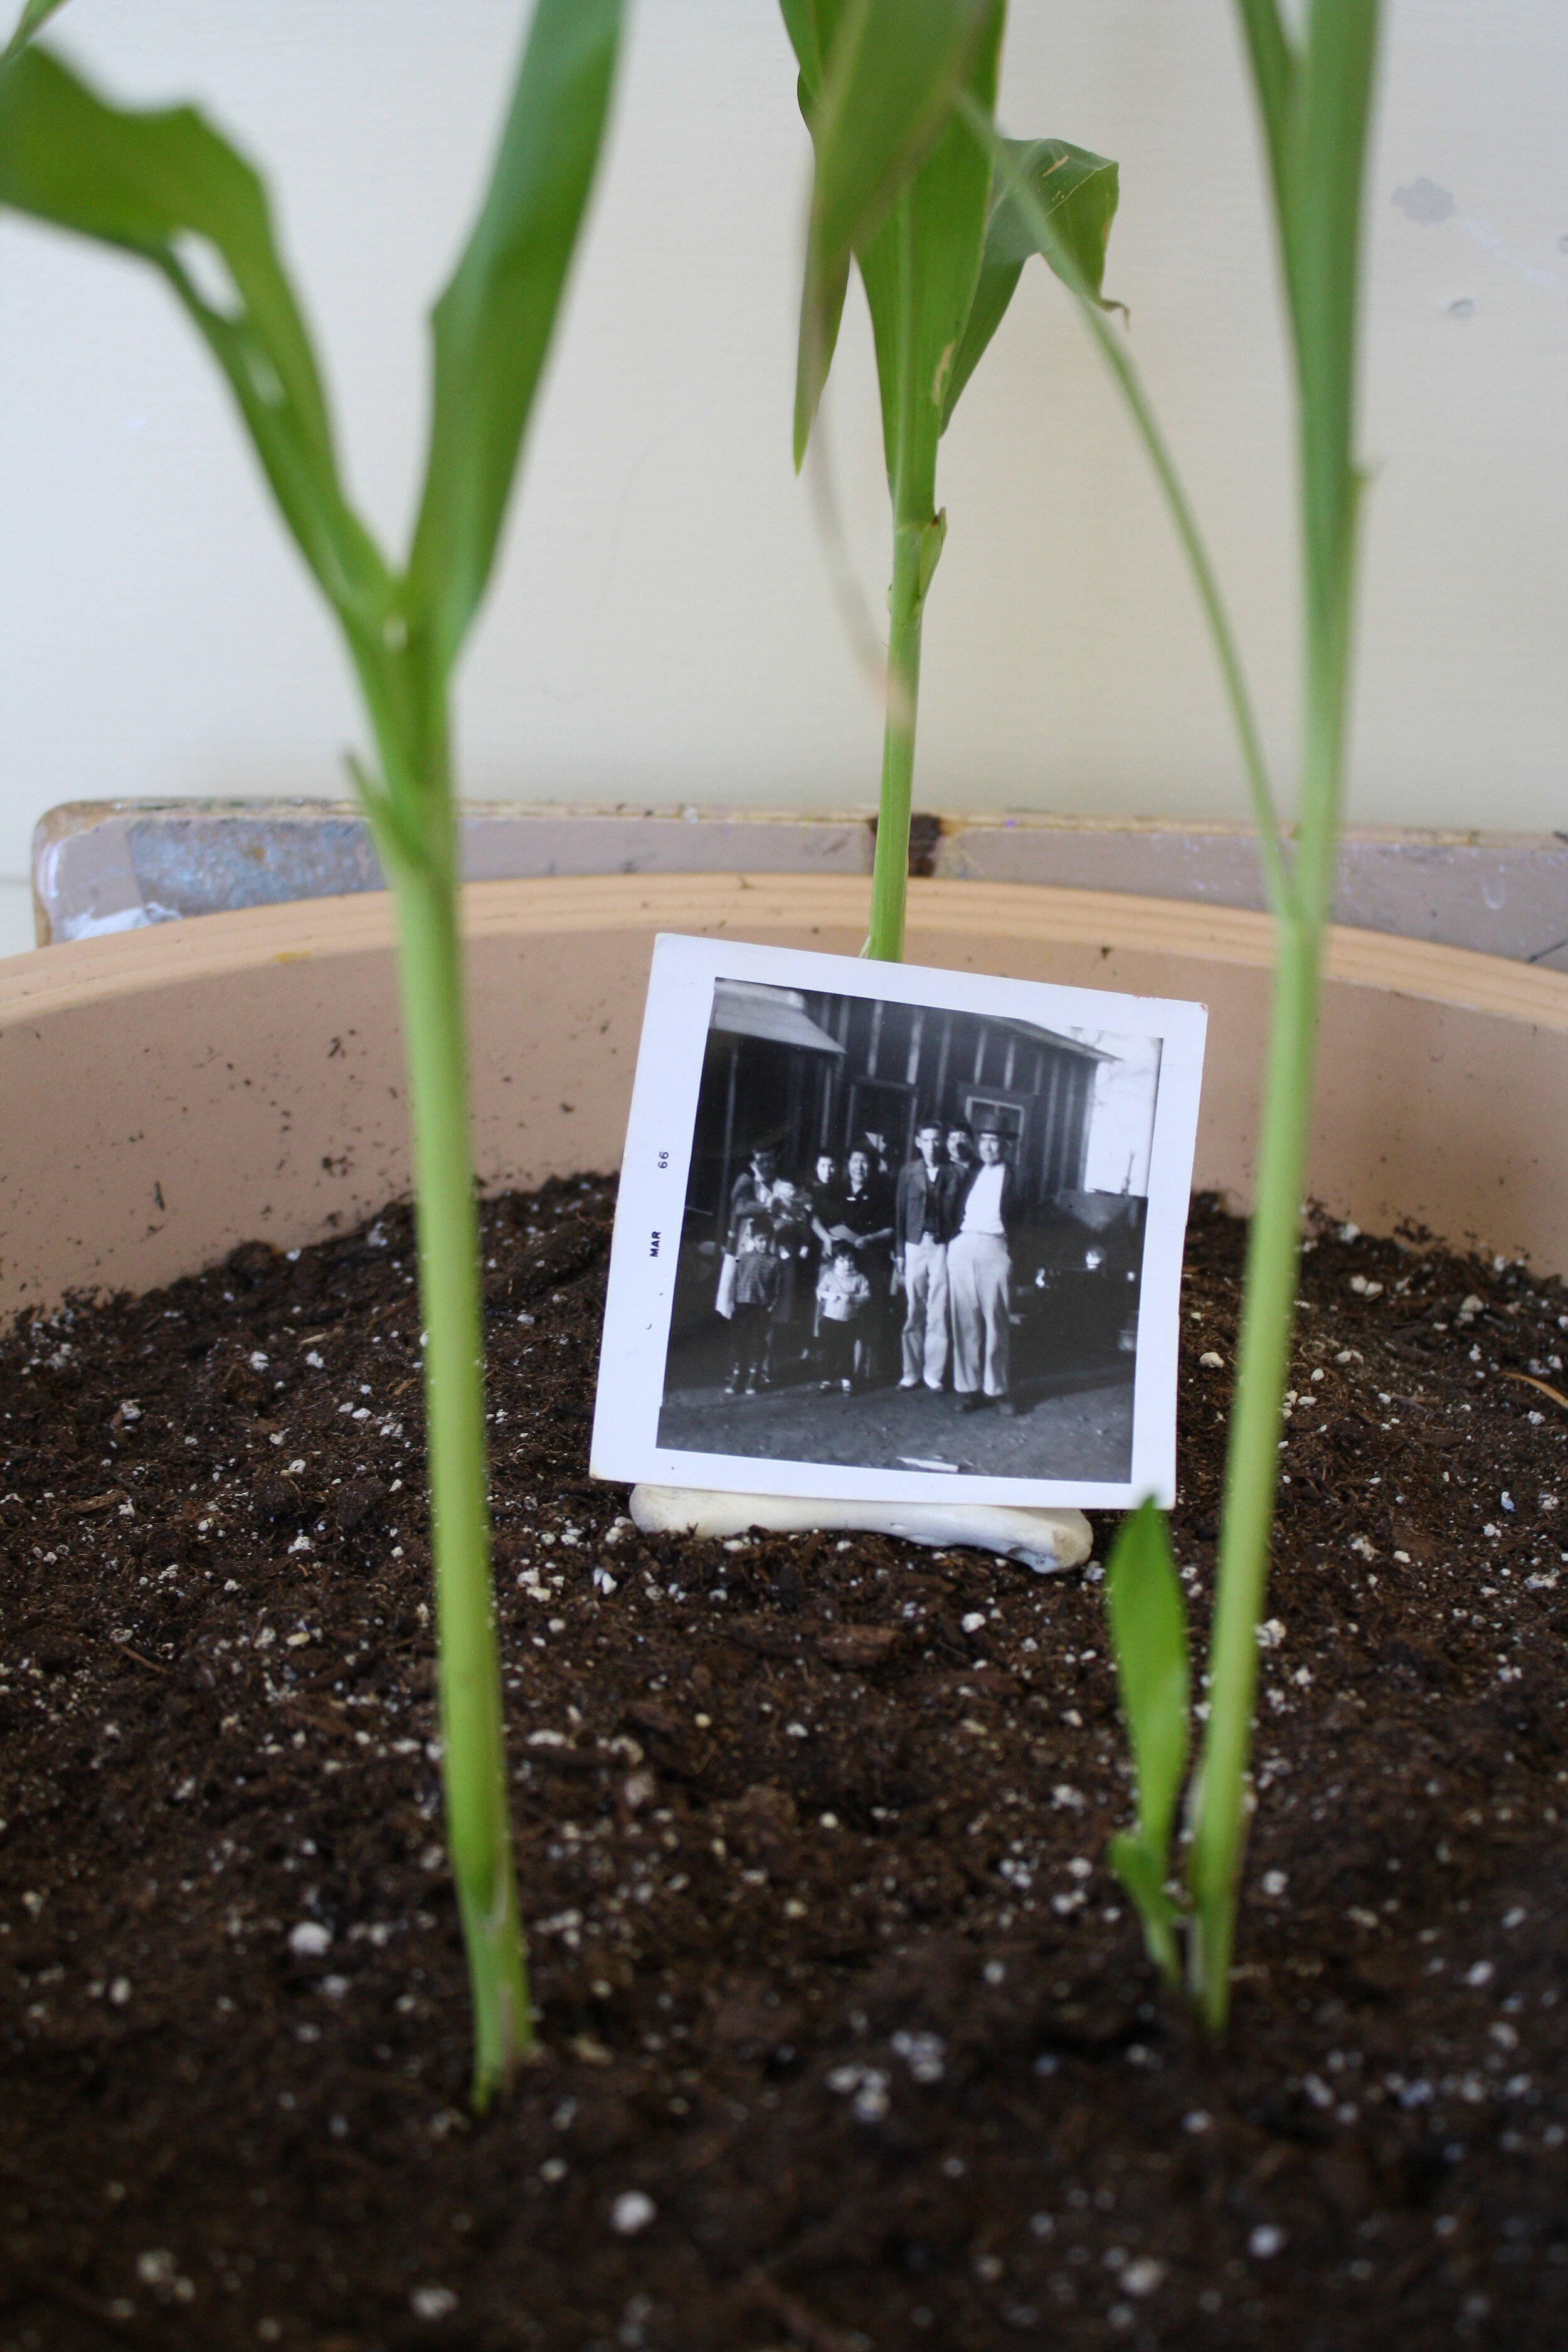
[3,1184,1567,2352]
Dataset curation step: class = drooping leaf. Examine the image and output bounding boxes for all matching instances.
[405,0,625,675]
[0,45,391,638]
[1106,1498,1190,1874]
[1,0,70,68]
[783,0,1001,467]
[940,137,1119,430]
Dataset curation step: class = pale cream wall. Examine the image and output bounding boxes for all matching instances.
[2,0,1564,956]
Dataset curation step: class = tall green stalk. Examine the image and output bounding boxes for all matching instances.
[1186,0,1377,2024]
[869,491,942,963]
[781,0,1120,965]
[959,4,1379,2027]
[1,0,628,2105]
[869,527,923,964]
[378,734,531,2092]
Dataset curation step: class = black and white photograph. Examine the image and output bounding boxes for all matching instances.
[591,936,1207,1510]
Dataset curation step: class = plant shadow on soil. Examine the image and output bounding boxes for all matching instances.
[2,1180,1567,2350]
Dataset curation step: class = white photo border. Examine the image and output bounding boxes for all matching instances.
[590,934,1207,1510]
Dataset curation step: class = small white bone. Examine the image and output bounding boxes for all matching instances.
[627,1485,1091,1574]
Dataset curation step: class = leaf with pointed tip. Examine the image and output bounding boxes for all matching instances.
[940,137,1118,431]
[778,0,851,448]
[1108,1829,1182,1984]
[778,0,830,98]
[405,0,625,675]
[0,44,391,639]
[854,11,1001,513]
[1290,0,1380,621]
[784,0,1000,469]
[1,0,70,68]
[1106,1498,1190,1873]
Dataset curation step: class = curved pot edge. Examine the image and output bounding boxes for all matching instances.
[3,877,1565,1315]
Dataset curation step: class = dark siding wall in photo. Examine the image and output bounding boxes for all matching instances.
[685,983,1106,1238]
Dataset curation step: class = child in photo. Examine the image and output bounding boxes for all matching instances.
[815,1242,872,1392]
[724,1201,781,1396]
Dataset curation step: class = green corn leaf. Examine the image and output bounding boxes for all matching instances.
[777,0,849,448]
[783,0,1002,469]
[1291,0,1379,630]
[1233,0,1376,647]
[405,0,625,676]
[1106,1498,1190,1873]
[2,0,70,67]
[940,137,1119,432]
[778,0,829,99]
[1108,1830,1181,1986]
[0,45,392,640]
[1106,1500,1190,1983]
[1233,0,1298,284]
[854,9,1002,516]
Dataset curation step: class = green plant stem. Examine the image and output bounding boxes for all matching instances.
[866,175,949,967]
[867,517,926,961]
[1184,911,1317,2015]
[1187,539,1355,2023]
[1185,0,1374,2024]
[383,723,531,2108]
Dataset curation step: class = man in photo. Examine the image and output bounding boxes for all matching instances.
[946,1121,1018,1413]
[940,1121,975,1217]
[894,1119,951,1392]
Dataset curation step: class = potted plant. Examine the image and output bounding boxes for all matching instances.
[2,0,636,2108]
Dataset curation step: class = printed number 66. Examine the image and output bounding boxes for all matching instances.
[657,1150,669,1168]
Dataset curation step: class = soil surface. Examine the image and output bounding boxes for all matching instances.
[3,1182,1567,2352]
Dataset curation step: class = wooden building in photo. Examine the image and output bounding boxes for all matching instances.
[687,981,1110,1237]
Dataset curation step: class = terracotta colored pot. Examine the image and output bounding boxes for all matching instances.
[4,873,1565,1319]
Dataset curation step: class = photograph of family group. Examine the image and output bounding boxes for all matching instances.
[654,976,1165,1483]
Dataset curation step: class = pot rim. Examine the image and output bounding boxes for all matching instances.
[7,874,1567,1034]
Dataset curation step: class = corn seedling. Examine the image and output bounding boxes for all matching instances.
[780,0,1119,961]
[1104,1500,1190,1986]
[0,0,628,2106]
[1182,0,1382,2027]
[963,1,1380,2026]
